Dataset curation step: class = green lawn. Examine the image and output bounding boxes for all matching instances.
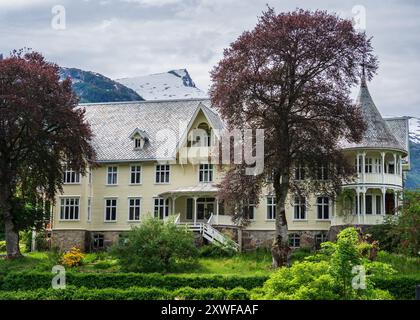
[1,248,418,277]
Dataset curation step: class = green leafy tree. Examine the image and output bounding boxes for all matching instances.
[368,190,420,256]
[111,218,198,273]
[254,227,395,300]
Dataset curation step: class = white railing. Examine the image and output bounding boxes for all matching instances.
[207,214,237,226]
[176,217,239,251]
[331,214,386,226]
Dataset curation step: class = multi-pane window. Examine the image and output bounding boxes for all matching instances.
[289,233,300,248]
[295,166,305,180]
[199,164,213,182]
[92,233,104,250]
[374,158,382,173]
[154,198,169,219]
[243,202,255,220]
[365,158,373,173]
[294,196,306,220]
[107,166,118,185]
[63,167,80,184]
[155,165,170,183]
[105,198,117,221]
[87,198,92,222]
[355,155,363,173]
[375,195,382,215]
[317,197,329,220]
[130,165,142,184]
[315,233,328,246]
[128,198,141,221]
[317,165,328,180]
[266,196,276,220]
[60,197,80,220]
[366,195,373,214]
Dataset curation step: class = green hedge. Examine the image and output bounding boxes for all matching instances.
[0,272,268,291]
[0,286,250,300]
[372,275,420,300]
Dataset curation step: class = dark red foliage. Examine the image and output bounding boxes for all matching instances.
[0,50,95,257]
[210,8,376,266]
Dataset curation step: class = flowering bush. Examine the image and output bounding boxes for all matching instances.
[61,247,85,268]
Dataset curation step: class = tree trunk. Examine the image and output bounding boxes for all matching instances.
[271,172,291,268]
[0,183,22,259]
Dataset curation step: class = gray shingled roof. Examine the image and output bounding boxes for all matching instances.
[341,79,406,153]
[82,98,220,162]
[384,117,410,152]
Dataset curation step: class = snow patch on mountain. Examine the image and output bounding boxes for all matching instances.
[115,69,208,100]
[409,117,420,144]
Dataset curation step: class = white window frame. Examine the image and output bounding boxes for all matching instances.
[104,198,117,222]
[63,167,80,184]
[154,197,169,219]
[295,166,305,180]
[155,164,170,184]
[106,166,118,185]
[316,196,330,220]
[130,165,142,185]
[87,197,92,222]
[315,233,328,245]
[293,196,306,220]
[317,165,328,180]
[128,197,141,221]
[199,164,214,183]
[365,158,373,173]
[59,197,80,221]
[289,233,300,248]
[266,196,276,220]
[374,158,382,173]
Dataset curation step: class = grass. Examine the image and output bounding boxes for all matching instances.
[0,247,312,276]
[376,251,420,275]
[1,247,417,277]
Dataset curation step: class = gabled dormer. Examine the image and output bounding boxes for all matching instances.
[129,128,149,150]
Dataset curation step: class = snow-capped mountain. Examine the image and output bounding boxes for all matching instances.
[115,69,208,100]
[409,117,420,144]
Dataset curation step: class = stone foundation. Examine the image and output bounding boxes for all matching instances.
[51,230,88,252]
[242,229,329,251]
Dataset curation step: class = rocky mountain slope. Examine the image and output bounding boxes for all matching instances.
[59,67,144,103]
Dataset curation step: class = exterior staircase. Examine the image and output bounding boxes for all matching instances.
[173,214,239,251]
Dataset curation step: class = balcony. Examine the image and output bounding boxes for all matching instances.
[344,173,403,187]
[331,214,386,226]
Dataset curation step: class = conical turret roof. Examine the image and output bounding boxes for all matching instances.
[341,77,405,152]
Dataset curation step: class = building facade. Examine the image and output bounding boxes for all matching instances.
[51,80,410,252]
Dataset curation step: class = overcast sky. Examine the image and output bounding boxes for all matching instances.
[0,0,419,117]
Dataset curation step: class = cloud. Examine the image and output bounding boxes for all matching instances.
[0,0,419,117]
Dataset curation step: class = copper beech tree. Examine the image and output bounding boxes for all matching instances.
[0,51,95,258]
[210,9,377,267]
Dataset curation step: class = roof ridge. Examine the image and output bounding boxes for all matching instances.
[79,97,210,106]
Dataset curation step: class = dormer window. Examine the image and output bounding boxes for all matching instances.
[134,137,144,149]
[129,128,149,150]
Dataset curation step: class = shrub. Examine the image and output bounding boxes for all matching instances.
[0,272,267,291]
[371,275,420,300]
[110,218,198,273]
[255,227,396,300]
[0,286,250,300]
[0,241,5,252]
[61,247,85,268]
